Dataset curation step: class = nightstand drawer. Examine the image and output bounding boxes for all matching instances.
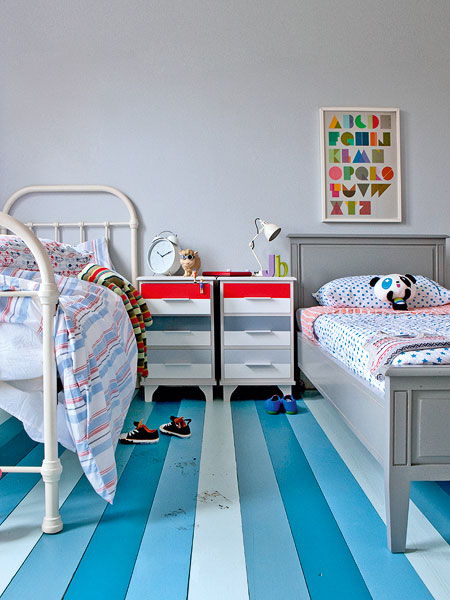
[141,282,211,315]
[149,315,211,346]
[141,282,211,299]
[146,298,210,315]
[222,282,290,298]
[224,349,291,380]
[223,315,290,346]
[223,296,290,314]
[147,349,212,379]
[149,330,211,346]
[147,363,212,379]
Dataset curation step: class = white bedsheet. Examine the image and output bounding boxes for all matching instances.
[0,380,74,450]
[0,323,43,380]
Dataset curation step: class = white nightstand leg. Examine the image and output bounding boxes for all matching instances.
[199,385,214,402]
[278,385,292,398]
[223,386,236,402]
[144,384,158,402]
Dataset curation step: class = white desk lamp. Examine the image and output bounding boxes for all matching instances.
[249,218,281,276]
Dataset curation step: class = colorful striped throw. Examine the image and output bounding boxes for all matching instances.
[78,264,152,377]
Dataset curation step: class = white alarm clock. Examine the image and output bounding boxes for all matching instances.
[147,231,180,275]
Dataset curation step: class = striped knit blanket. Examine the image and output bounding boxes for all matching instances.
[78,264,152,378]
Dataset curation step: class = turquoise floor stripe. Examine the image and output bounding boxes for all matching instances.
[63,401,179,600]
[126,400,205,600]
[1,398,155,600]
[0,417,24,448]
[287,400,432,600]
[256,402,371,600]
[232,401,310,600]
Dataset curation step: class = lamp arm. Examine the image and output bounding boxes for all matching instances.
[249,233,263,275]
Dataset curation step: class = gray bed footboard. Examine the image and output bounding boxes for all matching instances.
[298,333,450,552]
[383,364,450,552]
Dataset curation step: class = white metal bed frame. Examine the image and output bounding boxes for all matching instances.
[1,184,139,287]
[0,185,139,533]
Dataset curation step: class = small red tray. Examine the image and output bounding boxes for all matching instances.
[202,271,252,277]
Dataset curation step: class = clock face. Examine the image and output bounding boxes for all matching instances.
[149,239,176,274]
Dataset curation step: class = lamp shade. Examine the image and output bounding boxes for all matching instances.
[261,221,281,242]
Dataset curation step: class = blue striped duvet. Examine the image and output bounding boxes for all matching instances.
[0,267,137,503]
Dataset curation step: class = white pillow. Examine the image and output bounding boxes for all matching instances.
[75,238,114,270]
[313,275,450,308]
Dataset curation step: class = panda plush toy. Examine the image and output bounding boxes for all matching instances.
[369,274,417,311]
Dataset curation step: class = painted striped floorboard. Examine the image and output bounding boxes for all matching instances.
[1,391,450,599]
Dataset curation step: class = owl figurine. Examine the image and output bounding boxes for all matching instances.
[179,249,201,277]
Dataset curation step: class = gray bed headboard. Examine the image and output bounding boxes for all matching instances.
[288,234,448,309]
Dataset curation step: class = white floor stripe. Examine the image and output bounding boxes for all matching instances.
[305,393,450,600]
[0,408,11,426]
[0,449,83,595]
[188,400,249,600]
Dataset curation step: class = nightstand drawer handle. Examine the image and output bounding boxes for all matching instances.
[244,330,273,334]
[243,297,273,300]
[245,362,273,367]
[162,298,192,302]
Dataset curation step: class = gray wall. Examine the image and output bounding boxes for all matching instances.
[1,0,449,279]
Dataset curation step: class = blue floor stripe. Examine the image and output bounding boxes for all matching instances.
[411,481,450,545]
[287,400,432,600]
[256,401,371,600]
[0,430,38,471]
[1,397,155,600]
[232,401,310,600]
[126,400,205,600]
[63,401,179,600]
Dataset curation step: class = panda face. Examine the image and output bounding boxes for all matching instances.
[370,273,417,305]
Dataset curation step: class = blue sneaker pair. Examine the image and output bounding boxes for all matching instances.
[264,394,297,415]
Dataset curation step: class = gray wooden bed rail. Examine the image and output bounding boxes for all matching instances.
[288,233,450,553]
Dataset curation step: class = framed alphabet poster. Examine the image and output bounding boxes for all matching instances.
[320,107,401,222]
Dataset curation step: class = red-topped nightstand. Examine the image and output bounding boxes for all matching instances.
[138,276,216,402]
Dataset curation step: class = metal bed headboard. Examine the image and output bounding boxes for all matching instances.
[1,185,139,286]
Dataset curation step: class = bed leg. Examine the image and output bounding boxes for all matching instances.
[41,458,63,534]
[385,472,410,553]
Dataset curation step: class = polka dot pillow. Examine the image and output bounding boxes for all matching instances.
[312,275,450,309]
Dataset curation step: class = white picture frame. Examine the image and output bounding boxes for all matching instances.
[320,107,401,222]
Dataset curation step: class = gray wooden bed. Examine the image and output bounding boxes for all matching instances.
[288,233,450,553]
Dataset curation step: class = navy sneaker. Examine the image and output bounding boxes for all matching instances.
[119,420,159,444]
[264,395,282,414]
[282,395,297,415]
[160,416,191,438]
